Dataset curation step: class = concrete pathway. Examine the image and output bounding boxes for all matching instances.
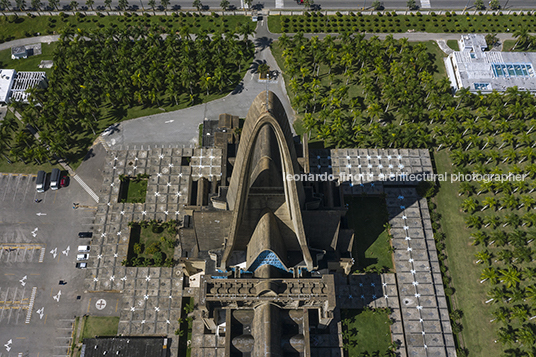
[0,34,59,51]
[436,39,454,55]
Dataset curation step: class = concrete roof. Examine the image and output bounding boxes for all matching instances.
[0,69,16,103]
[447,34,536,92]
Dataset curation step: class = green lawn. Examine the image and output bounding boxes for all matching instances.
[0,14,254,41]
[0,42,57,75]
[501,39,536,52]
[345,196,393,272]
[119,177,148,203]
[268,13,536,33]
[433,150,501,357]
[80,316,119,341]
[447,39,459,51]
[341,308,393,356]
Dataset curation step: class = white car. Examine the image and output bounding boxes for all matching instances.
[78,245,90,252]
[76,262,87,269]
[76,254,88,261]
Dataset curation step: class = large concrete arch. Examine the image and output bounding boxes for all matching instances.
[222,91,313,271]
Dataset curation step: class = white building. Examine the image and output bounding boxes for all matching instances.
[445,34,536,93]
[0,69,47,104]
[0,69,16,104]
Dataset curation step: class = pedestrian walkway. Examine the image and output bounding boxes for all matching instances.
[436,39,454,55]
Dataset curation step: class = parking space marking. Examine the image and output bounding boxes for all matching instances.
[2,175,12,201]
[38,248,45,263]
[23,174,33,202]
[12,175,22,201]
[25,287,36,324]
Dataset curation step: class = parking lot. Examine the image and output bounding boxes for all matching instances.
[0,172,98,356]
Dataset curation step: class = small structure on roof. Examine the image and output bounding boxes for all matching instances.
[11,46,28,60]
[445,34,536,93]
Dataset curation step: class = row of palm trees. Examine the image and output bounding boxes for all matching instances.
[275,32,536,356]
[0,24,255,165]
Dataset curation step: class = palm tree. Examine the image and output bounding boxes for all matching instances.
[69,0,78,11]
[499,266,522,289]
[15,0,26,10]
[104,0,111,13]
[30,0,41,13]
[491,307,510,324]
[47,0,58,10]
[513,27,531,51]
[147,0,155,13]
[192,0,202,11]
[461,198,478,214]
[118,0,128,11]
[160,0,169,14]
[475,250,491,265]
[0,0,11,13]
[465,215,482,229]
[85,0,93,10]
[517,324,536,346]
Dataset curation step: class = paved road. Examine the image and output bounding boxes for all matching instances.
[4,0,534,12]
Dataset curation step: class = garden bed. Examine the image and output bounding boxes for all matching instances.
[124,220,177,267]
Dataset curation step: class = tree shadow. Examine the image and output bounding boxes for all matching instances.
[254,36,272,51]
[231,81,244,95]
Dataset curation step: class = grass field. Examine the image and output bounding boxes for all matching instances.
[118,177,148,203]
[447,39,459,51]
[345,196,393,272]
[341,308,392,356]
[0,14,254,41]
[433,150,501,357]
[80,316,120,341]
[501,39,536,52]
[0,42,57,75]
[268,13,536,34]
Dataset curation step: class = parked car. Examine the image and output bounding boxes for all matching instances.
[77,245,90,252]
[76,254,88,261]
[78,232,93,238]
[75,262,87,269]
[60,176,68,188]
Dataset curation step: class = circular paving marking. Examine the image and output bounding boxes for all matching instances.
[96,299,107,310]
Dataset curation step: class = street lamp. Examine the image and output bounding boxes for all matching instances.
[363,0,366,10]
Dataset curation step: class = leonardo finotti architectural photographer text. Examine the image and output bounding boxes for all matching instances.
[284,172,529,184]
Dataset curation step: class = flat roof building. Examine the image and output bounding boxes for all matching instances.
[0,69,47,103]
[445,34,536,93]
[0,69,16,104]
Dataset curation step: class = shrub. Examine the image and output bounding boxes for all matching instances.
[146,242,161,254]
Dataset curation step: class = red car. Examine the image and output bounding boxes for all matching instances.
[60,176,68,188]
